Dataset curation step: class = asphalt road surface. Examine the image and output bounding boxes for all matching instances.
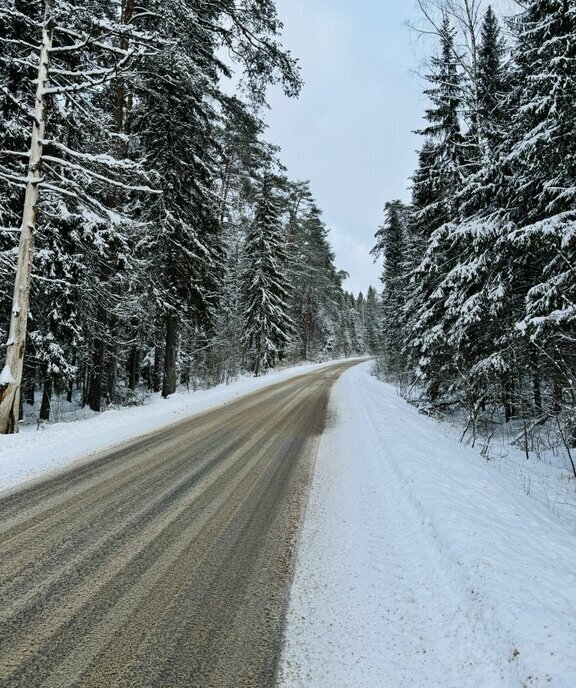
[0,361,358,688]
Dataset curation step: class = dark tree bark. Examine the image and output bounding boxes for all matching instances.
[86,307,106,412]
[23,368,35,407]
[553,376,563,415]
[106,313,119,403]
[128,345,139,390]
[162,313,178,398]
[180,333,190,387]
[503,377,516,423]
[40,372,52,421]
[530,348,543,415]
[552,348,564,415]
[152,342,162,393]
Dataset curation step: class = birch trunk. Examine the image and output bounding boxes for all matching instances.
[0,15,53,434]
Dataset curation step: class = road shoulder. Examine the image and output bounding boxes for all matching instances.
[278,362,576,688]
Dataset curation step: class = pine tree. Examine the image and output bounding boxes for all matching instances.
[209,100,270,381]
[0,0,365,428]
[131,0,302,399]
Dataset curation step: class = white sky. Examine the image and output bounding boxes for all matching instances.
[263,0,520,295]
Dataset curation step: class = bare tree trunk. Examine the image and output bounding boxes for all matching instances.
[530,347,542,415]
[503,377,515,423]
[553,376,563,415]
[0,15,53,434]
[40,371,52,422]
[99,0,134,405]
[162,313,178,398]
[152,340,162,393]
[107,313,119,403]
[23,361,36,407]
[86,307,107,412]
[219,157,233,226]
[128,344,139,390]
[180,332,191,387]
[552,347,565,415]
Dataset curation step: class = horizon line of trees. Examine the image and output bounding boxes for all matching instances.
[373,0,576,461]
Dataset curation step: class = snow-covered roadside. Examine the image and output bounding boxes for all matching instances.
[0,358,362,494]
[278,362,576,688]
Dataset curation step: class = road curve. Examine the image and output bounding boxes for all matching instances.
[0,361,358,688]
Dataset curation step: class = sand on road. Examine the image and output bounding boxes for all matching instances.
[0,361,358,688]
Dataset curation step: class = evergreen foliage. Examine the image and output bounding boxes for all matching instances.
[375,1,576,451]
[243,174,293,375]
[0,0,370,427]
[371,201,410,375]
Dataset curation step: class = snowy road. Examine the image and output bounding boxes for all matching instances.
[279,363,576,688]
[0,361,357,688]
[2,360,574,688]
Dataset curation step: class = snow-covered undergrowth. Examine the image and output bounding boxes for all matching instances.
[279,362,576,687]
[0,358,360,494]
[444,414,576,527]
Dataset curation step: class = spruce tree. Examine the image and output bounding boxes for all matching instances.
[243,175,293,375]
[134,5,222,399]
[412,6,515,415]
[364,286,382,355]
[476,6,509,152]
[285,197,343,361]
[506,0,576,417]
[406,17,467,399]
[372,201,409,375]
[0,0,155,428]
[416,15,465,229]
[401,0,576,431]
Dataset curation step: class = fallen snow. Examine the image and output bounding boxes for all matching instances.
[0,363,16,385]
[279,362,576,688]
[0,358,362,494]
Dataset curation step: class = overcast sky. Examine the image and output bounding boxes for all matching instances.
[263,0,519,296]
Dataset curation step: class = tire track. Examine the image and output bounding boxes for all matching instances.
[0,361,357,688]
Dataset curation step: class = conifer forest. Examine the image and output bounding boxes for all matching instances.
[0,0,575,458]
[373,0,576,464]
[0,0,379,433]
[2,2,576,685]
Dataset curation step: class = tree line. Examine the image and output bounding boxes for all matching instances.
[0,0,377,433]
[374,0,576,459]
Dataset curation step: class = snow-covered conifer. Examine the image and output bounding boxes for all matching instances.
[372,201,410,375]
[244,175,293,375]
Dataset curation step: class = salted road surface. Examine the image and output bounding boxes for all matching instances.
[0,361,358,688]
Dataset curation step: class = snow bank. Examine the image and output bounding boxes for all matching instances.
[0,358,363,494]
[279,362,576,688]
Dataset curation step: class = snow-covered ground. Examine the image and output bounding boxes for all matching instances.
[0,358,361,494]
[279,362,576,688]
